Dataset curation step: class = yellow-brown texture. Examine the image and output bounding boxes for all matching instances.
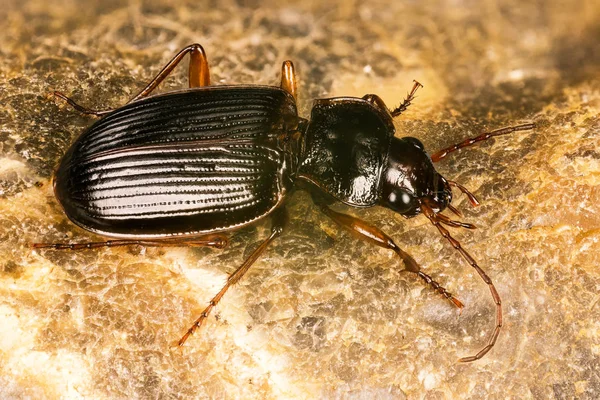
[1,0,599,398]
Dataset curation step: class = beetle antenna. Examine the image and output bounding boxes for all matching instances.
[391,80,423,117]
[420,202,502,362]
[431,123,535,162]
[448,180,480,207]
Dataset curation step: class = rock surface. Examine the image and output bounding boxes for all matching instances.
[1,0,599,398]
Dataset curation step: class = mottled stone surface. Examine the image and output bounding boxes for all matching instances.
[1,0,600,398]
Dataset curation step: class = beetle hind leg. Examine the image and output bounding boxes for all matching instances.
[177,208,287,346]
[31,234,228,251]
[53,44,211,117]
[129,43,210,102]
[52,91,114,117]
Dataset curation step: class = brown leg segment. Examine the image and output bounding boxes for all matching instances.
[54,43,211,117]
[431,123,535,162]
[391,80,423,117]
[32,234,228,250]
[280,60,297,101]
[313,197,463,309]
[362,94,390,114]
[420,202,502,362]
[178,208,287,346]
[188,44,211,88]
[126,43,211,102]
[52,91,114,117]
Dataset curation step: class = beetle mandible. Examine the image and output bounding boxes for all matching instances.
[34,44,535,362]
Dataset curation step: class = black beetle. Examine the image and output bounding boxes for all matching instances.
[35,44,534,362]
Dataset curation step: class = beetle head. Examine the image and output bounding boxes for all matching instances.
[381,136,452,217]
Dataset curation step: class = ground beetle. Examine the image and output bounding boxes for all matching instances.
[34,44,535,362]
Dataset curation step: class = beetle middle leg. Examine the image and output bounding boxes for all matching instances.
[391,80,423,117]
[53,43,211,117]
[178,207,287,346]
[311,194,463,309]
[280,60,297,101]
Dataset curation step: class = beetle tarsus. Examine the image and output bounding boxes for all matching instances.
[417,271,464,309]
[52,91,113,117]
[178,208,287,347]
[391,80,423,117]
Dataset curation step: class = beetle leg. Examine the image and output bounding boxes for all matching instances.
[431,123,535,162]
[188,44,211,88]
[178,207,287,346]
[52,91,114,117]
[390,80,423,117]
[130,43,210,102]
[31,234,228,250]
[313,197,463,310]
[280,60,297,101]
[362,94,391,114]
[53,44,211,117]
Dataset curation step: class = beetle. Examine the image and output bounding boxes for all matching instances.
[34,44,535,362]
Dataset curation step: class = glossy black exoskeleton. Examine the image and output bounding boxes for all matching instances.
[35,44,535,362]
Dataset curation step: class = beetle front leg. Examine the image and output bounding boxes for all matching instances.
[178,207,287,346]
[53,44,211,117]
[362,80,423,118]
[312,196,463,309]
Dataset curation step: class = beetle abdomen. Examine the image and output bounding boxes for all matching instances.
[54,86,298,238]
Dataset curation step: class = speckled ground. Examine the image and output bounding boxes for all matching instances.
[1,0,600,398]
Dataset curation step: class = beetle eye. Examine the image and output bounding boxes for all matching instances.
[387,189,415,213]
[403,137,425,151]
